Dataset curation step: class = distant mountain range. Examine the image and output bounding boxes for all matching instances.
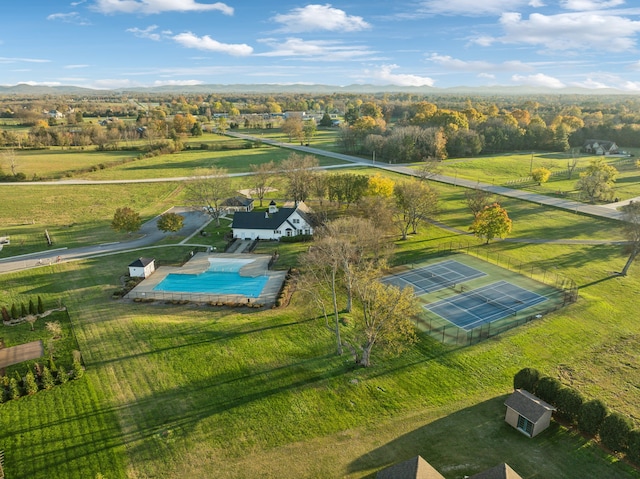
[0,83,634,96]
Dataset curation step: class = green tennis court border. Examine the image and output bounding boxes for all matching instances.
[386,251,576,346]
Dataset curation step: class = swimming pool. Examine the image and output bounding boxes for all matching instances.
[152,258,268,298]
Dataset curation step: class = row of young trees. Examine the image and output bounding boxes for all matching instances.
[514,368,640,459]
[1,296,45,323]
[0,358,84,404]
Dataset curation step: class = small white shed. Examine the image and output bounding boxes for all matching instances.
[128,258,156,278]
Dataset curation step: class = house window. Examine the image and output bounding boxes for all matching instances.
[517,415,534,436]
[292,218,300,224]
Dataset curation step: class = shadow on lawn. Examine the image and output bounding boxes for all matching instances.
[347,395,635,479]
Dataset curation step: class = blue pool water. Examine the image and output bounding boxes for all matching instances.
[153,258,268,298]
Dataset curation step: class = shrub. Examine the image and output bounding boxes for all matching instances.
[534,376,562,405]
[28,298,36,315]
[24,371,38,395]
[600,412,632,453]
[555,387,584,423]
[9,377,21,400]
[578,399,608,436]
[10,303,18,320]
[1,306,9,322]
[57,368,69,385]
[37,295,44,314]
[513,367,540,393]
[72,359,84,379]
[627,430,640,463]
[41,366,55,390]
[20,302,27,317]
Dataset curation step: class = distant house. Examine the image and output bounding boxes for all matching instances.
[231,201,314,240]
[128,258,156,278]
[220,196,254,214]
[504,389,555,438]
[47,110,64,119]
[583,140,619,155]
[376,456,522,479]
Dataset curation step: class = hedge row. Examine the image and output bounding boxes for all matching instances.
[1,296,45,321]
[514,368,638,460]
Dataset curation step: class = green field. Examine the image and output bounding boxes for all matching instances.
[1,143,640,478]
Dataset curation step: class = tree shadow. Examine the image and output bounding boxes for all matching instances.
[347,395,635,478]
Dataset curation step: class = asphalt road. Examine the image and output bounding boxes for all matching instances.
[0,207,210,274]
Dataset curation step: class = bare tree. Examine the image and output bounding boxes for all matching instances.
[620,201,640,276]
[393,180,439,240]
[280,153,318,205]
[1,149,18,176]
[343,266,420,367]
[184,167,233,226]
[249,161,277,207]
[464,188,495,217]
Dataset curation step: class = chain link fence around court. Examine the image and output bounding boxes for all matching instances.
[401,241,578,347]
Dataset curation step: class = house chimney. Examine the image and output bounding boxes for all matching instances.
[268,200,278,214]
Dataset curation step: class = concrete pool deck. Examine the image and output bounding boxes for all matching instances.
[125,252,287,306]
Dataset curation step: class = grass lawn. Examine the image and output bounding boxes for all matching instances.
[1,209,640,478]
[0,183,182,257]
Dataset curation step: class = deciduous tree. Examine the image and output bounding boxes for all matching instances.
[184,167,232,227]
[157,212,184,233]
[111,207,142,234]
[465,188,495,217]
[249,161,277,207]
[531,167,551,185]
[620,201,640,276]
[393,180,438,240]
[280,153,318,205]
[470,203,512,244]
[344,267,419,367]
[576,158,618,202]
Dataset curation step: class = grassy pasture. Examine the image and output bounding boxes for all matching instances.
[0,183,182,257]
[1,231,640,478]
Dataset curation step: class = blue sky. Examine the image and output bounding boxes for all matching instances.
[2,0,640,90]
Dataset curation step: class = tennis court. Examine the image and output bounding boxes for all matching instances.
[382,259,486,295]
[425,280,548,331]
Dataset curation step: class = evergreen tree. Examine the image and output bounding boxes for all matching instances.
[9,377,21,400]
[10,303,18,320]
[41,366,55,390]
[1,306,10,322]
[29,298,36,315]
[37,296,44,314]
[20,302,27,318]
[24,371,39,395]
[72,359,84,379]
[57,367,69,385]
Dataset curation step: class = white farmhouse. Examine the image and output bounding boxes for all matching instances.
[231,201,314,240]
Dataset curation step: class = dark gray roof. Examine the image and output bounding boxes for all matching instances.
[129,257,154,267]
[468,463,523,479]
[504,389,555,423]
[231,207,297,230]
[376,456,445,479]
[221,196,253,207]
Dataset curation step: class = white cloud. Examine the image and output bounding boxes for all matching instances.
[127,25,162,41]
[367,64,435,87]
[20,81,62,87]
[497,11,640,51]
[153,79,205,86]
[0,57,50,64]
[64,64,90,69]
[418,0,533,15]
[512,73,565,88]
[428,53,534,72]
[272,4,370,32]
[172,32,253,56]
[257,38,374,60]
[571,78,613,88]
[560,0,625,10]
[92,0,233,15]
[621,81,640,91]
[47,12,90,25]
[478,73,496,79]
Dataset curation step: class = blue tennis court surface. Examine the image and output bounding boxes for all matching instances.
[425,280,548,331]
[382,259,486,294]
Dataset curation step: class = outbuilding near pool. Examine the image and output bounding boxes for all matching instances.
[128,257,156,278]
